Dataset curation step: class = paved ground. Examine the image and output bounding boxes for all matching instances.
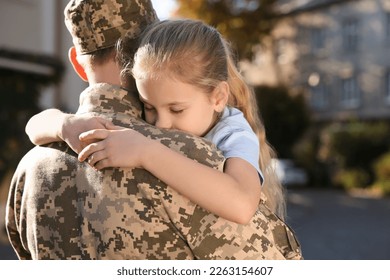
[1,187,389,260]
[0,243,16,260]
[286,188,390,260]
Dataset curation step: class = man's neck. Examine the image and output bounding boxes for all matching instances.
[87,59,122,86]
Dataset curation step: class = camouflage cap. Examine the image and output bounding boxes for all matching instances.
[64,0,158,54]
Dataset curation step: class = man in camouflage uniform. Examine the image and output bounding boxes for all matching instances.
[6,0,302,260]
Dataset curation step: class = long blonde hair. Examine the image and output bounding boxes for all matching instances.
[129,19,285,218]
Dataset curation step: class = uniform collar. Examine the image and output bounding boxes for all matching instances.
[77,83,142,118]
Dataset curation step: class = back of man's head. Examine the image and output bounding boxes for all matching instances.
[64,0,158,56]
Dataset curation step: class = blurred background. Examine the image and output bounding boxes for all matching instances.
[0,0,389,260]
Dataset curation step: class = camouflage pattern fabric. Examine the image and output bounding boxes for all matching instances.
[189,195,302,260]
[64,0,158,54]
[6,83,302,260]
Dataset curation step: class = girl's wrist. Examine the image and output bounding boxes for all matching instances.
[140,138,161,170]
[59,114,73,141]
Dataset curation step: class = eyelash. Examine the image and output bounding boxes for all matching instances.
[170,109,184,114]
[143,105,155,111]
[143,104,184,114]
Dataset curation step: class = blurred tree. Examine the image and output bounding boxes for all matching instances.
[254,85,311,158]
[323,121,390,188]
[175,0,278,59]
[0,49,64,184]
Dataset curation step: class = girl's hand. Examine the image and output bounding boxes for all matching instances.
[78,126,151,170]
[60,115,113,154]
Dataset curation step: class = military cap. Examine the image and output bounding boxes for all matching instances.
[64,0,158,54]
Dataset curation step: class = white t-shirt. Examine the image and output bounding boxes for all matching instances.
[204,107,264,184]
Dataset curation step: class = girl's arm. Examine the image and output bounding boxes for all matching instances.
[26,109,69,145]
[78,127,261,224]
[26,108,113,153]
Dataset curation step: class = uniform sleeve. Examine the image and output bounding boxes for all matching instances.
[188,203,303,260]
[6,168,32,260]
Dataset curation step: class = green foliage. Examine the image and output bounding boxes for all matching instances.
[373,152,390,180]
[292,126,330,187]
[324,121,390,170]
[0,49,64,182]
[334,168,370,190]
[290,121,390,190]
[372,181,390,195]
[319,121,390,189]
[372,152,390,195]
[254,85,311,158]
[175,0,278,59]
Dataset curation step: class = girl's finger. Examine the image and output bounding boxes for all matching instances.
[78,142,103,162]
[94,158,111,170]
[96,117,113,128]
[87,150,106,167]
[79,129,109,141]
[104,122,118,130]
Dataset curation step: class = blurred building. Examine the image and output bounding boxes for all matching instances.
[0,0,85,249]
[0,0,86,112]
[241,0,390,121]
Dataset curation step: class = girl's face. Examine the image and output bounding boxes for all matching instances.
[136,77,226,137]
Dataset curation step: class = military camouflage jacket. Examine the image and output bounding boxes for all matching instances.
[6,83,302,260]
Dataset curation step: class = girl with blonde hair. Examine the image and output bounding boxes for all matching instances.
[78,19,285,223]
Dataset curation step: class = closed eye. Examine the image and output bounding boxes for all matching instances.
[143,104,155,111]
[170,108,184,114]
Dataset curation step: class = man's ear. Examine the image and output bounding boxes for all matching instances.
[212,81,229,112]
[68,46,88,82]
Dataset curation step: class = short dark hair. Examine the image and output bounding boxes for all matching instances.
[88,46,117,67]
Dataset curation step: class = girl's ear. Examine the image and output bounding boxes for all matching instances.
[212,81,229,112]
[68,46,88,82]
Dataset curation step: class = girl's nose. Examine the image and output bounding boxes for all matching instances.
[155,115,172,129]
